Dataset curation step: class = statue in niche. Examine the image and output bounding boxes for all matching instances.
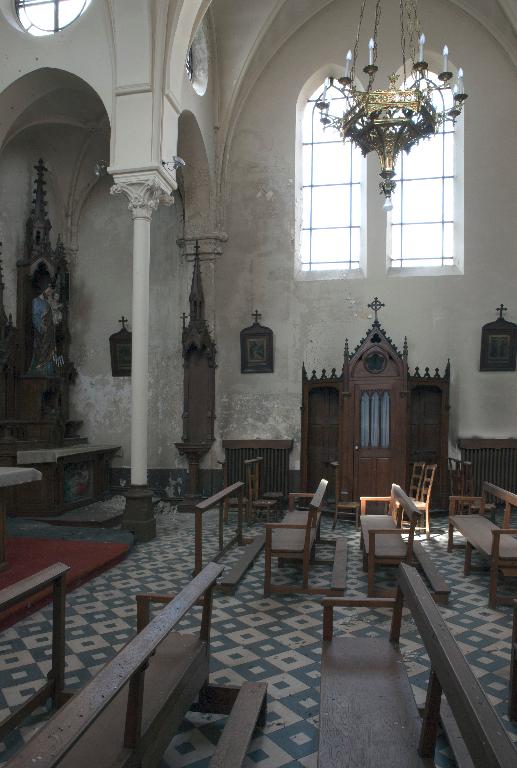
[29,271,64,377]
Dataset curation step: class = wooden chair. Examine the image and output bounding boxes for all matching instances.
[413,463,437,539]
[264,478,346,596]
[448,457,496,517]
[448,481,517,607]
[360,484,418,597]
[329,461,360,529]
[245,457,278,522]
[319,563,517,767]
[409,460,426,500]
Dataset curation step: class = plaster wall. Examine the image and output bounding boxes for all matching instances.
[72,176,186,470]
[216,0,517,468]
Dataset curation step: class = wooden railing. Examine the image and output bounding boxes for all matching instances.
[195,482,245,575]
[0,563,70,741]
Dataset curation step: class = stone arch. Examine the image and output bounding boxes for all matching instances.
[0,68,110,250]
[177,109,212,236]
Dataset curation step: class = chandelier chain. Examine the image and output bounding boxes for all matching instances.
[400,0,407,83]
[369,0,382,89]
[351,0,368,82]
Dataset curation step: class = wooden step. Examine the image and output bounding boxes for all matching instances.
[208,681,267,768]
[330,538,347,592]
[218,535,265,593]
[413,542,450,604]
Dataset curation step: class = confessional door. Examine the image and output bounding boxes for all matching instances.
[352,379,406,498]
[306,386,339,497]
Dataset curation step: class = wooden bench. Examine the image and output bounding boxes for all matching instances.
[510,599,517,722]
[6,563,267,768]
[0,563,70,741]
[264,478,347,596]
[360,484,450,603]
[448,481,517,607]
[194,482,265,592]
[319,562,517,767]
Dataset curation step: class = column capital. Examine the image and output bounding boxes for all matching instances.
[110,170,174,220]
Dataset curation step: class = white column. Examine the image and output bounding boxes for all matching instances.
[111,172,173,487]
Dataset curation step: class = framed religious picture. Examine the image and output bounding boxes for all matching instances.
[109,317,132,376]
[480,305,517,372]
[240,311,274,373]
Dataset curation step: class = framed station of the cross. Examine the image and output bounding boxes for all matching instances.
[480,305,517,372]
[240,310,274,373]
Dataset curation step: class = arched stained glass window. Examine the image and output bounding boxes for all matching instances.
[390,72,456,268]
[301,79,364,271]
[16,0,92,36]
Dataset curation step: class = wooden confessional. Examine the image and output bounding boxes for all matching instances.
[300,299,450,507]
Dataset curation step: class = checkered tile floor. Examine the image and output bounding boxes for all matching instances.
[1,507,516,767]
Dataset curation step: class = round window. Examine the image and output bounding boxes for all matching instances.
[16,0,92,36]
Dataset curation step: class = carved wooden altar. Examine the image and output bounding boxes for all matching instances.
[175,242,216,509]
[300,299,450,507]
[0,160,119,516]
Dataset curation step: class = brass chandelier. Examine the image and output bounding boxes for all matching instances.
[317,0,467,211]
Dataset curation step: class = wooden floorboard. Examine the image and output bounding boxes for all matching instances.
[413,542,450,603]
[208,682,267,768]
[330,539,347,591]
[218,535,265,593]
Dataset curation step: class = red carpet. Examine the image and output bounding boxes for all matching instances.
[0,537,129,629]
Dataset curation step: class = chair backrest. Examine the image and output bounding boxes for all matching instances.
[391,484,420,563]
[420,464,437,509]
[409,461,425,500]
[244,457,263,502]
[448,457,473,496]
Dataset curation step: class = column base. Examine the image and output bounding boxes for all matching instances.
[122,486,156,542]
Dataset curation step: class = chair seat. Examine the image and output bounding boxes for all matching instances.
[271,510,318,554]
[361,515,407,558]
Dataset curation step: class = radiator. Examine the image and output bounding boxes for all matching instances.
[222,440,292,496]
[459,439,517,495]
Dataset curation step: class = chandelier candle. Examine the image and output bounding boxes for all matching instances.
[443,45,448,73]
[368,37,375,65]
[344,49,352,79]
[418,33,425,63]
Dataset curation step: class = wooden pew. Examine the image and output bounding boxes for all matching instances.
[264,479,347,597]
[0,563,70,741]
[6,563,267,768]
[360,484,450,603]
[194,482,265,592]
[448,481,517,607]
[319,563,517,767]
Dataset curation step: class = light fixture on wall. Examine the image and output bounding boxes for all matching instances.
[162,157,186,172]
[316,0,467,211]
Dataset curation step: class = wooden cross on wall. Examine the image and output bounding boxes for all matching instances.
[252,310,262,324]
[496,304,508,320]
[119,316,128,330]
